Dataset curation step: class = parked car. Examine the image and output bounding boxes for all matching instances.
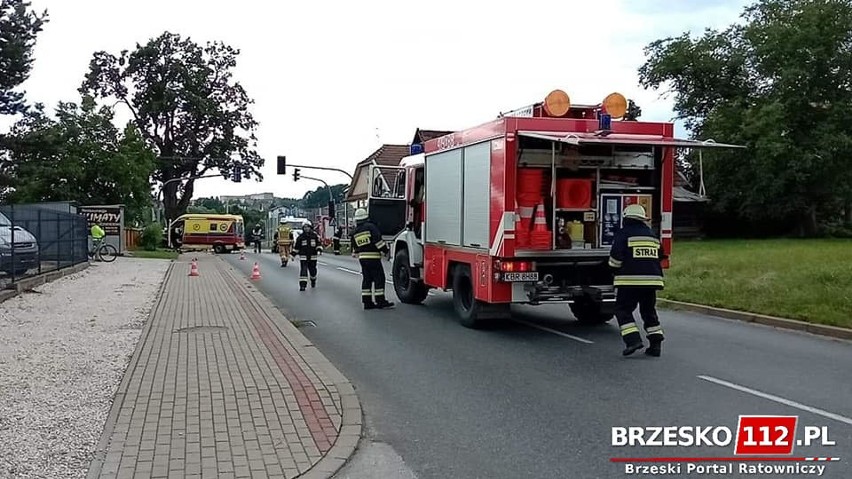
[0,212,40,275]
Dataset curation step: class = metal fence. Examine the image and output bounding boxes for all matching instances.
[0,203,89,288]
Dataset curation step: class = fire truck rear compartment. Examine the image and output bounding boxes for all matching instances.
[513,135,663,253]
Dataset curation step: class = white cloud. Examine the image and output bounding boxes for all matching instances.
[11,0,749,200]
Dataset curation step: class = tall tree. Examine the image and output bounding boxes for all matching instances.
[638,0,852,236]
[80,31,263,221]
[300,184,347,209]
[0,0,47,116]
[2,96,156,223]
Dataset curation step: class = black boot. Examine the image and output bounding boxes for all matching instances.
[645,338,663,357]
[363,302,376,310]
[311,280,316,288]
[376,300,395,309]
[622,341,644,356]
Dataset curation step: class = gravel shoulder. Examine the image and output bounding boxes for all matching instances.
[0,258,170,479]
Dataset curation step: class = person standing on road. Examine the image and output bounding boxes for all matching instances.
[251,223,263,253]
[351,208,394,310]
[292,222,322,291]
[332,227,343,255]
[607,204,665,357]
[277,218,295,267]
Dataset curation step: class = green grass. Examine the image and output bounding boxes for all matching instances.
[129,249,179,260]
[660,239,852,329]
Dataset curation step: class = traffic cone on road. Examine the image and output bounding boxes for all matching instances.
[188,258,200,277]
[239,250,246,260]
[250,262,262,281]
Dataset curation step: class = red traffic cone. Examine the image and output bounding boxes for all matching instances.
[532,204,548,232]
[250,262,261,281]
[188,258,200,277]
[239,250,246,260]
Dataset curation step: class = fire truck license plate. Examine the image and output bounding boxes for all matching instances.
[502,272,539,282]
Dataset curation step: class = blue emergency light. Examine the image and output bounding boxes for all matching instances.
[599,113,612,131]
[410,143,424,155]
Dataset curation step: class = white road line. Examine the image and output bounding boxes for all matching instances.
[317,261,329,266]
[336,267,361,276]
[510,318,594,344]
[698,375,852,426]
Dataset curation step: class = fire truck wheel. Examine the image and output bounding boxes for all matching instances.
[570,300,614,325]
[392,249,428,304]
[452,266,488,328]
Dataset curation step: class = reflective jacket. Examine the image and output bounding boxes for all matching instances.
[607,218,664,289]
[277,225,294,244]
[352,220,388,260]
[293,231,322,259]
[91,224,105,239]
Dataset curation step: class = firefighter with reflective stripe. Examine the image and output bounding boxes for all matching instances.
[608,204,665,357]
[351,208,394,310]
[276,218,294,267]
[292,221,322,291]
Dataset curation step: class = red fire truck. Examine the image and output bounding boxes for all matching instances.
[366,89,742,328]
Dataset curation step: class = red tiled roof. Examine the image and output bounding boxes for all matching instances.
[356,144,411,168]
[412,128,453,144]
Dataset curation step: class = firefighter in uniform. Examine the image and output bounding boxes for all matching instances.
[332,227,343,255]
[292,221,322,290]
[276,218,294,267]
[351,208,394,310]
[608,204,665,357]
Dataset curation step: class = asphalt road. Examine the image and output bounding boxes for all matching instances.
[224,251,852,479]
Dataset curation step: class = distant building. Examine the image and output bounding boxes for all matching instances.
[219,192,275,203]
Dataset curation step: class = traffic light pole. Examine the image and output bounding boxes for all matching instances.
[278,156,351,234]
[299,174,347,233]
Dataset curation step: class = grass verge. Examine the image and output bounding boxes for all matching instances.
[660,239,852,329]
[129,249,179,260]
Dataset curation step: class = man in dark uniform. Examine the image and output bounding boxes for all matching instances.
[292,222,322,291]
[608,204,665,357]
[332,227,343,255]
[351,208,394,310]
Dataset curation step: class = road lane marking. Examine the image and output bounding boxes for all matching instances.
[318,261,329,266]
[336,267,361,276]
[510,318,594,344]
[698,375,852,426]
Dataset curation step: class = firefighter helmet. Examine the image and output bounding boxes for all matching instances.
[302,221,312,231]
[353,208,369,222]
[279,217,287,224]
[623,204,648,220]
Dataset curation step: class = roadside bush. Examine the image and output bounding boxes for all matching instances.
[140,224,163,251]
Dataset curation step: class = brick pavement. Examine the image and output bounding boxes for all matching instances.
[86,255,362,479]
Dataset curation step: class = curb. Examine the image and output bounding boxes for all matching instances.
[1,261,90,303]
[217,257,363,479]
[659,299,852,341]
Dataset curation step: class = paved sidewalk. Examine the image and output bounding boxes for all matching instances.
[87,255,362,479]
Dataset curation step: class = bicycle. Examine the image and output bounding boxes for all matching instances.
[89,238,118,262]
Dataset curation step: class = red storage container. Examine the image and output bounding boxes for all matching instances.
[556,179,593,209]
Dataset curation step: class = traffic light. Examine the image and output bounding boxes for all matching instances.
[231,165,242,183]
[293,167,301,182]
[277,155,286,175]
[328,200,335,219]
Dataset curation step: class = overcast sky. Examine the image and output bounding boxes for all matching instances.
[11,0,750,200]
